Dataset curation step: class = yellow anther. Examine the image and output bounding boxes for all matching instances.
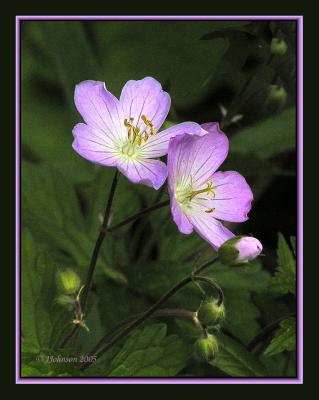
[141,115,151,125]
[205,208,216,214]
[124,115,156,146]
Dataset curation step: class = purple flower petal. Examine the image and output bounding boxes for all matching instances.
[209,171,253,222]
[170,196,193,234]
[117,158,167,190]
[72,123,119,166]
[187,212,234,250]
[234,236,263,262]
[141,122,206,158]
[120,77,170,132]
[74,80,126,142]
[167,131,229,191]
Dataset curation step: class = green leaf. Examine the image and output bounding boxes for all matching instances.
[41,21,102,109]
[92,22,252,109]
[21,229,56,349]
[290,236,296,256]
[230,108,296,159]
[21,95,94,184]
[21,22,101,184]
[107,323,191,377]
[22,161,127,284]
[21,228,77,362]
[96,281,150,331]
[21,346,80,377]
[223,152,295,178]
[264,318,296,357]
[270,233,296,295]
[210,333,268,377]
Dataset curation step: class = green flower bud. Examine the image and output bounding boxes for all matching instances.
[56,268,81,295]
[198,298,225,327]
[218,236,263,266]
[266,85,287,110]
[55,294,75,311]
[194,334,219,362]
[270,38,288,56]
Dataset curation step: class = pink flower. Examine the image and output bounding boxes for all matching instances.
[167,123,254,250]
[72,77,204,189]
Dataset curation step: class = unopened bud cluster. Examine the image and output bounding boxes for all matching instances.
[56,268,81,295]
[195,298,225,362]
[194,333,219,362]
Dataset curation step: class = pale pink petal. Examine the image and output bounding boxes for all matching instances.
[72,123,119,166]
[167,132,229,191]
[117,158,167,190]
[141,122,206,158]
[187,212,235,250]
[208,171,253,222]
[169,196,193,234]
[74,80,126,142]
[120,77,170,132]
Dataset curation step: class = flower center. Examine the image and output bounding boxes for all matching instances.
[175,178,218,214]
[121,141,139,158]
[124,115,156,146]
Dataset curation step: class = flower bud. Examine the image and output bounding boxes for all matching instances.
[194,333,219,362]
[56,268,81,295]
[270,38,288,56]
[55,294,75,311]
[198,298,225,327]
[265,85,287,111]
[218,236,263,266]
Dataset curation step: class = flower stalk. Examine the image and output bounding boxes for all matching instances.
[101,199,170,233]
[60,169,119,348]
[80,257,221,371]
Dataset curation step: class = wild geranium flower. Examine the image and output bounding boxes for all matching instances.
[167,123,253,250]
[72,77,204,189]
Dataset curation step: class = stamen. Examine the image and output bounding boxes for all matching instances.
[123,115,157,146]
[137,136,142,146]
[205,208,216,214]
[141,115,156,135]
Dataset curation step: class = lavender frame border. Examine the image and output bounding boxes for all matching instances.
[15,15,303,385]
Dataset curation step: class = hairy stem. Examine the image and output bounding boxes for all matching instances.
[60,170,119,348]
[101,200,170,233]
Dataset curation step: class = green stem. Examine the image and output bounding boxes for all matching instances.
[102,200,170,233]
[60,170,119,348]
[80,257,220,370]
